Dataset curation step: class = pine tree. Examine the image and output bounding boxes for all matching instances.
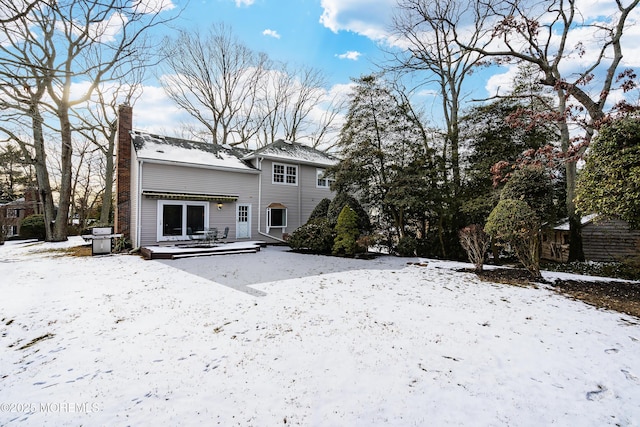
[332,74,436,239]
[332,206,361,256]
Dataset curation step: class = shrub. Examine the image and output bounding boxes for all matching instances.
[308,198,331,222]
[395,235,417,257]
[485,199,541,279]
[332,206,362,256]
[288,218,335,254]
[459,224,490,272]
[576,116,640,228]
[501,165,555,221]
[20,214,46,240]
[327,192,371,233]
[356,234,377,253]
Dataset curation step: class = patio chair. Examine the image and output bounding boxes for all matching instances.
[219,226,229,242]
[204,227,218,245]
[187,227,205,244]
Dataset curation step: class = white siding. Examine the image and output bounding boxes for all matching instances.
[137,162,260,247]
[259,159,334,240]
[130,148,140,247]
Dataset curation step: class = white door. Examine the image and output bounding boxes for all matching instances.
[236,204,251,238]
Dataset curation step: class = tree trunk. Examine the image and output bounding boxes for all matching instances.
[30,105,56,241]
[100,132,116,224]
[557,89,585,261]
[51,107,73,241]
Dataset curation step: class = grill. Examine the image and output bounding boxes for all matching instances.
[81,227,123,255]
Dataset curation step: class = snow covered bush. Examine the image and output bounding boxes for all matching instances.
[288,218,335,254]
[485,199,541,279]
[459,224,490,272]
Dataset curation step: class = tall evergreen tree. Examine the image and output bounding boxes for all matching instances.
[460,64,561,225]
[332,74,436,240]
[0,144,34,202]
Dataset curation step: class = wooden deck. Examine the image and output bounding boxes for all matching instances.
[141,241,267,260]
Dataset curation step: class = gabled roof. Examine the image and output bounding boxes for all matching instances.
[131,131,258,172]
[243,139,338,167]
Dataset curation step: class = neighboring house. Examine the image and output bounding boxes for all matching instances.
[542,214,640,262]
[0,189,43,238]
[115,105,338,248]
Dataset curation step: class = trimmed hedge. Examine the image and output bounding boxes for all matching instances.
[20,214,46,240]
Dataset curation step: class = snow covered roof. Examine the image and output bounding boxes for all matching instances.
[131,131,258,172]
[243,139,338,167]
[550,213,600,231]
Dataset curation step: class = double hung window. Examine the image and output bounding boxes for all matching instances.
[273,163,297,185]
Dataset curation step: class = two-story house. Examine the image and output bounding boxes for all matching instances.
[115,105,337,249]
[0,189,42,239]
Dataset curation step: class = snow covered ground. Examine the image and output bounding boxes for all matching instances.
[1,237,639,426]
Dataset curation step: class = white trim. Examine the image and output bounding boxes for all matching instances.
[156,200,209,241]
[236,204,251,239]
[316,168,334,189]
[272,162,298,186]
[134,158,260,174]
[266,206,287,233]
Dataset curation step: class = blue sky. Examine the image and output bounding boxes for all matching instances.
[132,0,640,139]
[134,0,396,134]
[165,0,391,85]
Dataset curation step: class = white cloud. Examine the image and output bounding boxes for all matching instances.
[262,29,281,39]
[234,0,255,6]
[485,66,520,98]
[319,0,395,41]
[133,0,176,14]
[133,83,193,135]
[336,50,362,61]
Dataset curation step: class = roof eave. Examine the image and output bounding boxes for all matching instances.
[135,157,260,174]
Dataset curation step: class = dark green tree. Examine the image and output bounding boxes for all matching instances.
[500,165,556,223]
[308,198,331,222]
[576,117,640,228]
[327,191,371,234]
[0,144,34,202]
[332,74,435,240]
[460,69,559,225]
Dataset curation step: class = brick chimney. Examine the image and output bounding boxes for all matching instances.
[115,104,133,241]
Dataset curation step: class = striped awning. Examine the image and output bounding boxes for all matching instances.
[143,191,238,202]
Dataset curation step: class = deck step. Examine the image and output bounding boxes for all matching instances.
[141,241,266,260]
[172,248,259,259]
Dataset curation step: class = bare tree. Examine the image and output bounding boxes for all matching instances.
[254,65,292,147]
[280,66,328,142]
[0,0,175,241]
[0,0,41,24]
[69,137,100,229]
[389,0,487,196]
[73,76,143,224]
[308,92,346,150]
[160,24,270,147]
[255,63,344,149]
[446,0,639,260]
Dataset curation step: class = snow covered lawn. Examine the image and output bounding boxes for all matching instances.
[1,238,639,426]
